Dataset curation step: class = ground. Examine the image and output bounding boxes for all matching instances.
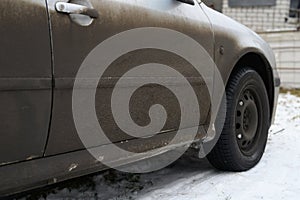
[20,93,300,200]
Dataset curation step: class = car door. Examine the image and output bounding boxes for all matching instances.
[0,0,52,165]
[45,0,214,155]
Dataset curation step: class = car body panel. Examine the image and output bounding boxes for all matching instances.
[0,126,206,196]
[0,0,52,165]
[0,0,280,197]
[45,0,214,155]
[201,4,277,74]
[200,3,280,123]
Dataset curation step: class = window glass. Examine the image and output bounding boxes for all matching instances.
[228,0,276,7]
[289,0,300,18]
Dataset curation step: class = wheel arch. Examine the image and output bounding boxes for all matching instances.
[228,52,275,123]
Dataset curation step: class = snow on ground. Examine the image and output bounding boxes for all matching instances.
[23,93,300,200]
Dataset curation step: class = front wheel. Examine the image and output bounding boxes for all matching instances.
[207,67,270,171]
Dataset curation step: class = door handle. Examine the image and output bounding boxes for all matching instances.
[55,2,99,19]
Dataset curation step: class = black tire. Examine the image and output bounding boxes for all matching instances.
[207,67,270,171]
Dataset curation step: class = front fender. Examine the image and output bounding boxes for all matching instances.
[201,3,280,124]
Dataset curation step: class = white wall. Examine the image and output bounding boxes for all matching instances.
[219,0,300,88]
[260,31,300,88]
[222,0,297,32]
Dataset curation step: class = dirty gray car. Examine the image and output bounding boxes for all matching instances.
[0,0,280,196]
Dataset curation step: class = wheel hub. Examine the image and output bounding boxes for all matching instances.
[236,90,259,152]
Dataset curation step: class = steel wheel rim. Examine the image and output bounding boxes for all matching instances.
[235,88,261,155]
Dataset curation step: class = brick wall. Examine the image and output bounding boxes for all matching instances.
[222,0,297,32]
